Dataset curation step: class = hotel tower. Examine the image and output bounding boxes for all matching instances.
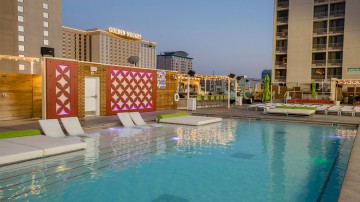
[272,0,360,89]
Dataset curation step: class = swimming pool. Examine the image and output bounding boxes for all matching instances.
[0,120,357,201]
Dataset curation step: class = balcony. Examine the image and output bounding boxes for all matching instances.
[327,74,342,79]
[328,43,343,50]
[313,28,327,35]
[312,60,326,66]
[274,76,286,82]
[330,0,345,2]
[329,26,344,34]
[314,12,328,19]
[330,10,345,17]
[276,32,288,39]
[277,1,289,9]
[312,44,327,51]
[328,59,342,66]
[314,0,329,4]
[276,47,287,53]
[311,75,326,80]
[277,16,288,24]
[275,61,287,68]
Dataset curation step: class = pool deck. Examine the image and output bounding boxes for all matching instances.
[0,105,360,201]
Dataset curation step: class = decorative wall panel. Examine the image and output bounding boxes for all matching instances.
[46,59,78,119]
[106,66,156,115]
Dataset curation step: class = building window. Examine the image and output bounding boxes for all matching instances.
[44,30,48,36]
[19,45,25,52]
[43,3,48,9]
[18,35,24,42]
[18,25,24,32]
[18,6,23,12]
[43,12,48,18]
[43,21,48,27]
[19,64,25,71]
[44,39,49,45]
[18,0,23,2]
[18,16,24,22]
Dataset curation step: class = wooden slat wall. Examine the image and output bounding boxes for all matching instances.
[78,63,107,118]
[32,75,42,118]
[271,85,288,99]
[0,72,41,121]
[156,71,178,110]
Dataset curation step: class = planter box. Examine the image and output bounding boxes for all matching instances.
[288,99,333,104]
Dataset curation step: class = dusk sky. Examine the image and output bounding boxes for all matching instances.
[62,0,274,78]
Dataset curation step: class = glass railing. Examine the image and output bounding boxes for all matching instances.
[330,0,345,2]
[313,44,327,50]
[314,0,328,4]
[275,76,286,82]
[328,43,343,49]
[276,32,288,38]
[277,2,289,9]
[312,60,326,66]
[328,59,342,66]
[277,16,288,23]
[330,10,345,17]
[329,26,344,33]
[314,12,328,19]
[313,28,327,35]
[311,75,326,80]
[276,47,287,52]
[275,62,287,67]
[327,75,342,79]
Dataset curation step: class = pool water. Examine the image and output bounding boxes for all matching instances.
[0,120,357,202]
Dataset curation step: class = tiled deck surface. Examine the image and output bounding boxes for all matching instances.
[0,105,359,201]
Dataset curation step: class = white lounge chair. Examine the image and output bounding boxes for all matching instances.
[354,106,360,116]
[315,105,330,114]
[340,106,354,116]
[60,117,100,138]
[129,112,161,127]
[326,106,341,115]
[38,119,67,138]
[117,112,136,127]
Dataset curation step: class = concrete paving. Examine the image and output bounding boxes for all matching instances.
[0,104,359,201]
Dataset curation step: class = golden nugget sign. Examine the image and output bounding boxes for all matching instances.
[108,27,142,40]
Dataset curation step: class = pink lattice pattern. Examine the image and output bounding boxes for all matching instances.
[110,69,154,111]
[55,65,71,115]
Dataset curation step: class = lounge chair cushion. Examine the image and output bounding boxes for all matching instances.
[117,113,136,127]
[60,117,85,135]
[0,141,44,165]
[39,119,66,137]
[156,112,188,122]
[4,136,87,156]
[129,112,146,126]
[0,129,41,139]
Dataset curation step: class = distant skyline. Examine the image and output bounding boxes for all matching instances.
[62,0,274,78]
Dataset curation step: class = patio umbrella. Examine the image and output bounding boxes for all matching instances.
[263,74,271,101]
[311,82,317,99]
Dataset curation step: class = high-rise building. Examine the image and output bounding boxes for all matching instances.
[0,0,62,74]
[157,51,193,73]
[272,0,360,88]
[62,27,157,69]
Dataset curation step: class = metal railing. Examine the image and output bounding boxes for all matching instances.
[313,28,327,35]
[312,60,326,66]
[277,1,289,9]
[328,43,343,49]
[330,10,345,17]
[314,12,328,19]
[314,0,328,4]
[276,47,287,52]
[276,32,288,38]
[311,75,326,80]
[328,59,342,66]
[330,0,345,2]
[329,26,344,33]
[312,44,327,50]
[277,16,288,24]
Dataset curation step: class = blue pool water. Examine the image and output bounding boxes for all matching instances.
[0,120,357,202]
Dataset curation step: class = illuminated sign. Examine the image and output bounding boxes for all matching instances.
[347,67,360,74]
[108,27,142,40]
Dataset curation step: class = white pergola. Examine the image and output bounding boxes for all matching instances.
[331,78,360,101]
